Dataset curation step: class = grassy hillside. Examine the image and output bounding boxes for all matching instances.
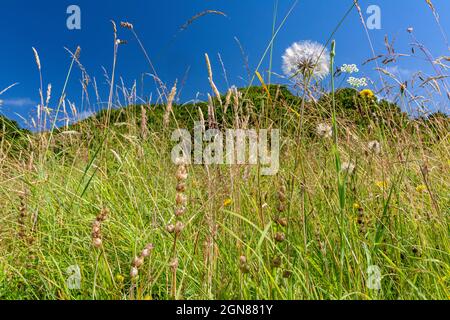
[0,85,448,300]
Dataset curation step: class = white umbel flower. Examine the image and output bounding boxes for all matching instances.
[367,140,382,155]
[347,77,367,88]
[316,123,333,139]
[341,64,359,74]
[282,41,330,81]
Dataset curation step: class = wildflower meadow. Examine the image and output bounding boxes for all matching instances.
[0,0,448,302]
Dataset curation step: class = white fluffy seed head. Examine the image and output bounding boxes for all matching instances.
[282,41,330,81]
[367,140,382,155]
[316,123,333,139]
[341,162,356,175]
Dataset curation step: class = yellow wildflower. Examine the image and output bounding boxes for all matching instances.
[360,89,375,99]
[375,181,388,189]
[416,184,427,194]
[115,274,125,283]
[353,203,361,210]
[223,198,233,207]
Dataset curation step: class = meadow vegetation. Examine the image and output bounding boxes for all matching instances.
[0,3,449,300]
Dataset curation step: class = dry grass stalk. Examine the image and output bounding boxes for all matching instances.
[198,107,206,134]
[120,21,134,30]
[140,105,148,139]
[207,94,217,129]
[17,190,28,240]
[223,87,233,115]
[163,82,177,127]
[205,53,222,107]
[167,162,188,299]
[130,243,154,279]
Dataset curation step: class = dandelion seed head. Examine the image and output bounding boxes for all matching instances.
[367,140,382,155]
[316,123,333,139]
[341,162,356,175]
[282,41,330,81]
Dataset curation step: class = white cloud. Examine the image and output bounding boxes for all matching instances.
[384,66,413,78]
[2,98,36,107]
[73,110,95,122]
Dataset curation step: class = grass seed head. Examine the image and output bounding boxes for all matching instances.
[166,224,176,234]
[275,232,286,243]
[175,221,185,234]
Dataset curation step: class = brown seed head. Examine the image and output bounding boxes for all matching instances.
[175,221,185,234]
[169,258,179,271]
[130,266,139,278]
[271,256,282,268]
[120,21,134,29]
[274,232,286,243]
[92,237,103,248]
[175,207,186,217]
[166,224,176,234]
[176,193,187,206]
[133,256,144,268]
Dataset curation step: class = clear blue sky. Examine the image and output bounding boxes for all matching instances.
[0,0,449,127]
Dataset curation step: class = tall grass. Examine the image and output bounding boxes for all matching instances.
[0,1,449,300]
